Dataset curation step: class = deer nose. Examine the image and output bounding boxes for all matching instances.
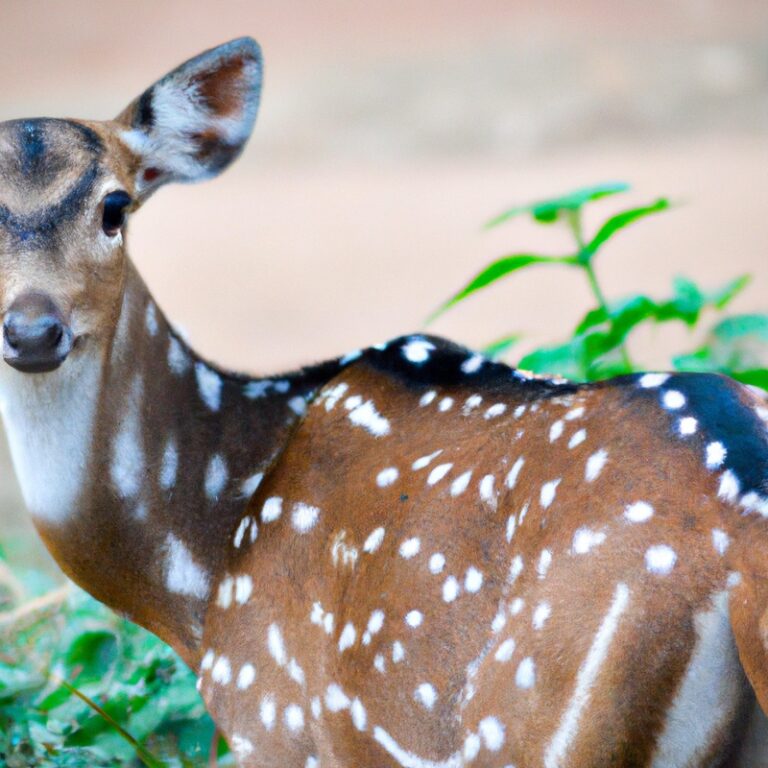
[2,293,72,373]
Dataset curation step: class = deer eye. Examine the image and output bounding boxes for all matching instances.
[102,191,132,237]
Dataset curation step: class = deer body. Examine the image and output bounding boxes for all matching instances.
[198,342,768,768]
[2,37,768,768]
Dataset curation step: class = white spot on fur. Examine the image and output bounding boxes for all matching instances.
[706,441,727,470]
[204,454,228,500]
[403,338,436,363]
[509,555,524,584]
[200,650,214,671]
[479,716,505,751]
[414,683,437,709]
[292,502,320,533]
[212,656,231,685]
[400,538,421,559]
[679,417,698,436]
[267,624,287,666]
[405,610,423,628]
[413,449,443,469]
[217,577,233,609]
[540,479,561,508]
[419,390,437,406]
[164,533,210,599]
[237,663,256,690]
[195,363,222,411]
[348,400,391,437]
[625,501,654,523]
[572,527,606,555]
[505,456,525,489]
[145,302,159,336]
[485,403,507,419]
[363,527,385,553]
[533,601,552,630]
[718,470,741,502]
[450,470,472,496]
[262,496,283,523]
[646,545,677,575]
[260,695,276,730]
[464,734,481,761]
[377,467,399,487]
[510,597,525,615]
[235,575,252,604]
[537,549,552,579]
[506,514,517,542]
[662,390,686,410]
[639,373,669,388]
[479,474,497,507]
[549,420,565,442]
[392,641,405,663]
[240,472,264,498]
[339,622,357,652]
[428,463,453,485]
[462,353,484,374]
[159,438,178,491]
[712,529,730,555]
[284,703,304,733]
[110,375,145,499]
[495,638,516,662]
[585,449,608,482]
[429,553,446,574]
[230,735,254,761]
[325,684,351,712]
[569,429,587,449]
[438,397,454,412]
[516,657,536,688]
[443,576,461,603]
[167,335,190,375]
[465,567,483,593]
[351,698,367,731]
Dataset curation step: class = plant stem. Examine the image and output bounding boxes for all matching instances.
[566,209,634,372]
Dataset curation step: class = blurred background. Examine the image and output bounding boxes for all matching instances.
[0,0,766,568]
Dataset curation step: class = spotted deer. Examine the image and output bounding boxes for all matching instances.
[2,36,768,768]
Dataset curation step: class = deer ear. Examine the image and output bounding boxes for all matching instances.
[116,37,262,198]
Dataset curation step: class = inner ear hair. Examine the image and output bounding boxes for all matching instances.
[115,37,263,197]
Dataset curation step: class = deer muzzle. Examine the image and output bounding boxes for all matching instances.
[2,292,73,373]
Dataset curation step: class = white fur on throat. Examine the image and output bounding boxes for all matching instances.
[0,351,101,524]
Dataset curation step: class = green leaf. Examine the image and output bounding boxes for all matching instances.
[519,339,587,380]
[732,369,768,391]
[429,254,569,320]
[583,198,670,260]
[712,313,768,342]
[482,335,520,360]
[65,631,118,686]
[708,275,751,310]
[485,182,630,229]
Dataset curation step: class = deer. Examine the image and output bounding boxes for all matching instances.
[2,35,768,768]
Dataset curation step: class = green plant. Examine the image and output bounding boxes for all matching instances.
[433,182,768,387]
[0,552,229,768]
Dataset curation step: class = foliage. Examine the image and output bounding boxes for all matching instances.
[0,556,228,767]
[434,183,768,386]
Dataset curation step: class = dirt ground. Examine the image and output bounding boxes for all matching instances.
[0,1,766,570]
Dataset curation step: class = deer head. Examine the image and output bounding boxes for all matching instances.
[0,38,262,375]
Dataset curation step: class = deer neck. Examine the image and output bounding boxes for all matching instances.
[0,261,326,664]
